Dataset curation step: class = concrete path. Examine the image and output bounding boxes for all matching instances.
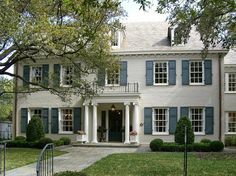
[6,147,137,176]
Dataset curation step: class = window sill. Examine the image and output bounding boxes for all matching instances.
[58,131,74,135]
[189,83,205,86]
[194,132,205,136]
[225,91,236,94]
[105,84,120,87]
[60,85,72,88]
[152,132,169,135]
[225,132,236,135]
[153,83,169,86]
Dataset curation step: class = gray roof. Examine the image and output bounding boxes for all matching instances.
[113,22,226,53]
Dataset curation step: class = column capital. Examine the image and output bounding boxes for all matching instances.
[132,102,139,106]
[124,102,130,106]
[91,102,98,106]
[83,103,90,106]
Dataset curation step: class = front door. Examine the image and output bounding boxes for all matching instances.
[108,110,122,142]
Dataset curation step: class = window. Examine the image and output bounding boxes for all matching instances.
[30,109,42,122]
[154,61,168,85]
[31,66,42,84]
[190,108,204,134]
[106,68,120,85]
[153,108,168,134]
[190,61,204,84]
[61,109,73,132]
[226,112,236,133]
[111,31,120,47]
[61,65,74,86]
[225,73,236,92]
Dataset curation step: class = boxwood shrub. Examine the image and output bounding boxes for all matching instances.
[15,136,26,141]
[200,138,211,144]
[149,139,163,151]
[7,140,36,148]
[210,141,224,152]
[26,116,45,142]
[36,137,53,149]
[54,140,64,147]
[59,137,71,145]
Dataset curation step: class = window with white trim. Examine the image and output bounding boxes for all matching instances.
[190,108,204,134]
[61,109,73,132]
[61,65,74,86]
[190,61,204,84]
[226,112,236,133]
[111,31,120,48]
[225,73,236,92]
[153,108,169,134]
[106,68,120,85]
[31,66,42,84]
[154,61,168,85]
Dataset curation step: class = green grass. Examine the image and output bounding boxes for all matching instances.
[81,153,236,176]
[3,148,67,171]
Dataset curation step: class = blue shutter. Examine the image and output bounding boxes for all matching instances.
[120,61,127,86]
[98,69,105,86]
[146,61,153,86]
[74,107,81,132]
[51,108,59,134]
[53,64,60,87]
[144,107,152,134]
[180,107,189,118]
[23,65,30,87]
[42,64,49,87]
[169,107,177,134]
[168,60,176,85]
[205,107,214,134]
[182,60,189,85]
[21,108,28,133]
[204,60,212,85]
[42,108,49,133]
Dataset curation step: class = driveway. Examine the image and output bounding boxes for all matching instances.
[6,147,137,176]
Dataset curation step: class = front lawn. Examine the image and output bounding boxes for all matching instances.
[4,148,67,170]
[80,153,236,176]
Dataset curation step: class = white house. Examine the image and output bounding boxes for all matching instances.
[13,22,230,144]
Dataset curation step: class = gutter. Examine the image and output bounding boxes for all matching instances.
[13,62,18,139]
[218,54,223,141]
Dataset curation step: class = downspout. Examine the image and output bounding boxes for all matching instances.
[218,54,222,142]
[13,62,19,139]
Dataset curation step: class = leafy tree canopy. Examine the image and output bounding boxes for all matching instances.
[0,0,124,99]
[134,0,236,51]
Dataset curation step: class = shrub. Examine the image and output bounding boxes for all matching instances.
[225,136,232,146]
[54,140,64,147]
[149,138,164,151]
[231,136,236,146]
[192,143,211,152]
[60,137,71,145]
[54,171,86,176]
[26,116,45,142]
[15,136,26,141]
[200,138,211,144]
[7,140,36,148]
[36,137,53,149]
[175,116,194,145]
[210,141,224,152]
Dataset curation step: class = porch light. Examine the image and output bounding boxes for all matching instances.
[111,104,116,111]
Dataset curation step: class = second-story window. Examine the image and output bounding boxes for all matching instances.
[106,68,120,85]
[31,66,42,84]
[225,73,236,92]
[111,31,119,47]
[61,65,74,86]
[154,61,168,85]
[190,61,204,84]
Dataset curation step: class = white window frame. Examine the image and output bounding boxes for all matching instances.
[189,107,205,135]
[59,108,73,134]
[152,107,169,135]
[30,65,43,86]
[60,65,74,87]
[28,108,42,123]
[225,73,236,93]
[153,61,169,86]
[225,112,236,134]
[105,68,120,86]
[111,31,120,49]
[189,60,204,85]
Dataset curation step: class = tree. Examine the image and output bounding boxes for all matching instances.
[0,0,123,99]
[0,76,13,121]
[134,0,236,52]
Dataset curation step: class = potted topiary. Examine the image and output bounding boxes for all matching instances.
[97,126,107,142]
[75,131,86,143]
[129,130,137,143]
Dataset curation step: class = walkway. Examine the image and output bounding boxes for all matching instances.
[6,146,137,176]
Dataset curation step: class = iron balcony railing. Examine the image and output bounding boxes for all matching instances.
[93,82,139,94]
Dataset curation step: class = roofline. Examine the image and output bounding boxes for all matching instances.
[112,49,229,56]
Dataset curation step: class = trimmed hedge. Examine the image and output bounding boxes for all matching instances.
[200,138,211,144]
[36,137,54,149]
[7,140,36,148]
[149,139,163,151]
[210,141,224,152]
[225,136,236,146]
[54,140,64,147]
[54,171,87,176]
[15,136,26,141]
[60,137,71,145]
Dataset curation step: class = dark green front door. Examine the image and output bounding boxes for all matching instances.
[109,110,122,142]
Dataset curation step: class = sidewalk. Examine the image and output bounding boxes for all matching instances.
[6,146,137,176]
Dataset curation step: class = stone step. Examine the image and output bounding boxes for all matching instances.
[72,142,140,148]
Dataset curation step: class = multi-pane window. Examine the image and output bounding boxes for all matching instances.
[227,112,236,133]
[31,109,42,118]
[106,68,120,85]
[154,62,168,84]
[61,109,73,132]
[153,108,168,133]
[61,65,74,86]
[31,66,42,83]
[225,73,236,92]
[111,31,119,47]
[190,61,203,84]
[190,108,204,133]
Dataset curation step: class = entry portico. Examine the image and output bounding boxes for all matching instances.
[83,94,140,144]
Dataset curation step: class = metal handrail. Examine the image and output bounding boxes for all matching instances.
[36,143,54,176]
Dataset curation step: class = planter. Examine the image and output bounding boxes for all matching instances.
[76,134,86,143]
[130,135,137,144]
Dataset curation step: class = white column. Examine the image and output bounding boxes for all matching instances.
[84,104,89,143]
[133,103,139,143]
[92,103,98,143]
[124,103,130,144]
